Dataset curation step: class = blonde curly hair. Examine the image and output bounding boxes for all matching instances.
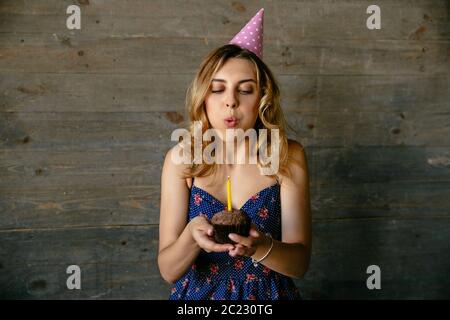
[182,44,293,179]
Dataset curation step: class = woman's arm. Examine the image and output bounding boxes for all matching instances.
[228,140,312,278]
[158,146,233,284]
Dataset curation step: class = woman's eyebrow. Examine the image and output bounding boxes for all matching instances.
[212,79,256,84]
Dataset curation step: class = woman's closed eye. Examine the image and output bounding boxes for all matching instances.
[211,89,253,95]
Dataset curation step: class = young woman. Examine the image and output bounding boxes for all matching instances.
[158,9,311,300]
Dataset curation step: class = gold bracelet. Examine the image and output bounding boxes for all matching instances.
[251,233,273,267]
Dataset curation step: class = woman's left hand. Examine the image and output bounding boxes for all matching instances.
[227,225,263,257]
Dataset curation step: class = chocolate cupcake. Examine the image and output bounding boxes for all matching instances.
[211,209,251,244]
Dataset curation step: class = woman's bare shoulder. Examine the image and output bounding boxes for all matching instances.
[287,139,306,164]
[287,139,305,150]
[163,145,191,186]
[278,139,308,184]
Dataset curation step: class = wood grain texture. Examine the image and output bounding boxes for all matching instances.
[1,33,448,75]
[0,0,448,41]
[0,146,449,230]
[0,219,448,299]
[296,218,450,299]
[0,0,449,299]
[0,226,171,299]
[2,73,449,113]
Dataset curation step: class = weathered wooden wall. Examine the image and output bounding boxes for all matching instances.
[0,0,449,299]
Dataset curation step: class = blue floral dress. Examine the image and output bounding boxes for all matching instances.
[169,180,301,300]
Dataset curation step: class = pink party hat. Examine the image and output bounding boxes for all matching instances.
[229,8,264,59]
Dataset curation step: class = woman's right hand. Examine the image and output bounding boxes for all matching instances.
[188,216,234,253]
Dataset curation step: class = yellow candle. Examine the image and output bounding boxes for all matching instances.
[227,176,232,212]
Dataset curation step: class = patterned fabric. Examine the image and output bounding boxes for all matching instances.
[168,179,301,300]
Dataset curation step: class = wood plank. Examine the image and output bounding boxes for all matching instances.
[306,74,450,113]
[0,143,450,191]
[0,219,448,299]
[0,147,167,188]
[0,33,448,75]
[0,185,162,229]
[302,109,450,147]
[0,146,448,229]
[1,145,449,191]
[0,180,448,230]
[0,112,182,150]
[308,146,450,218]
[311,146,450,184]
[276,1,450,42]
[0,264,169,299]
[0,0,448,41]
[0,225,158,265]
[0,111,448,157]
[0,225,171,299]
[0,72,192,113]
[296,217,450,299]
[1,73,449,113]
[313,181,450,219]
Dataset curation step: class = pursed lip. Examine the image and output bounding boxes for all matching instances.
[224,117,239,127]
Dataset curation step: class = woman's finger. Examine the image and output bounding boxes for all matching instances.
[249,228,260,238]
[228,244,246,257]
[197,232,233,252]
[228,233,256,248]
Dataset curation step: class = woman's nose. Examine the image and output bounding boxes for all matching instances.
[225,93,238,108]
